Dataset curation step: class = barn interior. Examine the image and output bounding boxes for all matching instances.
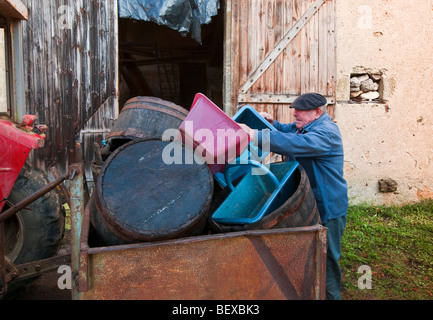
[117,1,225,112]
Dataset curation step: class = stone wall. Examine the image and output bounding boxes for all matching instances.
[335,0,433,205]
[349,67,382,102]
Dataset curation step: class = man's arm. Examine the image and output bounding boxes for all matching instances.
[256,129,335,158]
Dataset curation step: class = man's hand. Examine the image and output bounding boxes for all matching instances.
[259,112,274,125]
[238,123,255,142]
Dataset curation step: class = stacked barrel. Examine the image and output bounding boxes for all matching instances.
[91,97,213,245]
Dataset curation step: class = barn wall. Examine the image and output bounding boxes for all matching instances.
[334,0,433,204]
[21,0,118,175]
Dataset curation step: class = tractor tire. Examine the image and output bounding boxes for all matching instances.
[1,163,64,299]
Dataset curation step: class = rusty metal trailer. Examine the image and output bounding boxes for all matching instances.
[69,163,327,300]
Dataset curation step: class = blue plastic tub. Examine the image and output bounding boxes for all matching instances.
[214,105,277,188]
[211,161,299,225]
[232,105,277,131]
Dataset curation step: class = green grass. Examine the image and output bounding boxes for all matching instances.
[340,199,433,300]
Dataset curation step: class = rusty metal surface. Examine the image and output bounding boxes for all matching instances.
[13,253,70,281]
[69,163,85,300]
[76,225,326,300]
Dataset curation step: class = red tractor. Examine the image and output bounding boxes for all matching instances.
[0,116,69,299]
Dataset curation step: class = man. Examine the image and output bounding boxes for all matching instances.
[239,93,348,300]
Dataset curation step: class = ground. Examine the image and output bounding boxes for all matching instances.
[10,270,71,300]
[10,231,72,300]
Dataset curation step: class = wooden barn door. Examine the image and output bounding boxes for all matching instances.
[224,0,335,123]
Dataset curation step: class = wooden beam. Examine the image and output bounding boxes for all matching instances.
[238,93,335,105]
[0,0,28,20]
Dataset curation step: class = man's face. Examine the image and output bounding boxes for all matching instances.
[293,108,320,130]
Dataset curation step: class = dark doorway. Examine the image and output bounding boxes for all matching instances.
[118,6,224,111]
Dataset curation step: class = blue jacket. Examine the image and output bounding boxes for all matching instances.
[255,113,348,223]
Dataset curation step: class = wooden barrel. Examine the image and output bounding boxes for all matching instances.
[92,138,214,245]
[248,165,320,230]
[106,96,189,151]
[209,164,320,232]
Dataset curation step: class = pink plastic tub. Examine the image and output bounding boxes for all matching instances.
[177,93,249,174]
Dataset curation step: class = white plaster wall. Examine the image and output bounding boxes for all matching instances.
[334,0,433,205]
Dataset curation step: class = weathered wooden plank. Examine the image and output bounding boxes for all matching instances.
[253,1,269,93]
[47,0,61,167]
[309,0,319,93]
[268,0,284,118]
[71,0,83,164]
[239,0,249,92]
[275,0,286,95]
[283,1,295,97]
[223,0,232,114]
[277,101,293,124]
[300,0,309,94]
[247,0,259,85]
[229,0,241,114]
[291,0,302,95]
[24,0,38,166]
[317,0,328,94]
[263,0,275,95]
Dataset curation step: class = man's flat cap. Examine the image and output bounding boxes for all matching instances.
[290,93,327,110]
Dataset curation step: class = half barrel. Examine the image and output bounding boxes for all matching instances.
[91,138,214,245]
[106,96,189,151]
[247,164,320,230]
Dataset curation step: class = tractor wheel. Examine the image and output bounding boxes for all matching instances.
[1,163,64,299]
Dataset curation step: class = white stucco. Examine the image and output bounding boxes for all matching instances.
[334,0,433,205]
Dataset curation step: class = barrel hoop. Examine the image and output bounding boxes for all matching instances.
[122,104,188,121]
[303,200,319,226]
[95,190,210,242]
[122,96,189,116]
[260,176,309,229]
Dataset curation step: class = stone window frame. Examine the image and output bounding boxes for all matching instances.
[337,66,394,105]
